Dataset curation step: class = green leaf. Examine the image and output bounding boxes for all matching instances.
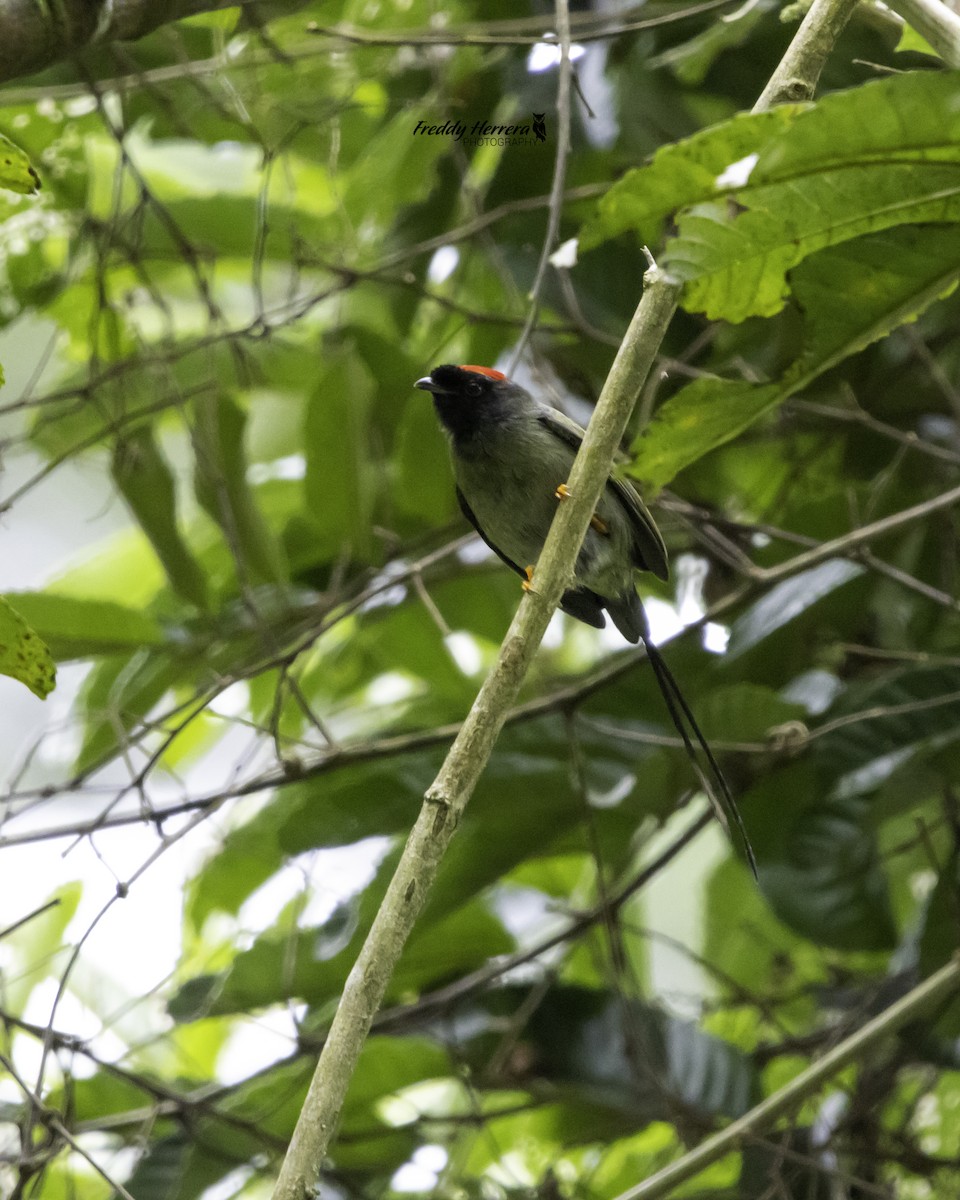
[0,595,56,698]
[895,22,940,58]
[666,72,960,321]
[45,525,167,608]
[113,428,210,610]
[393,391,457,526]
[579,1125,686,1200]
[47,1069,156,1128]
[744,764,897,951]
[75,651,183,775]
[362,600,475,702]
[123,1135,193,1200]
[739,664,960,948]
[341,104,450,240]
[649,0,773,86]
[788,225,960,373]
[525,986,755,1122]
[630,224,960,487]
[704,858,823,1005]
[726,561,865,658]
[692,682,807,742]
[580,106,802,251]
[629,377,781,491]
[814,664,960,788]
[192,393,288,586]
[0,131,40,194]
[3,592,164,660]
[342,1035,451,1124]
[305,348,378,562]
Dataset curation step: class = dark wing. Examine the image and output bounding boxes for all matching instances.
[536,409,669,581]
[559,586,606,630]
[537,413,754,875]
[456,486,526,579]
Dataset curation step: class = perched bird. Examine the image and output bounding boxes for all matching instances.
[415,363,757,877]
[415,363,667,640]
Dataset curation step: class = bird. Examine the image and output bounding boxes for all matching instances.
[415,362,758,877]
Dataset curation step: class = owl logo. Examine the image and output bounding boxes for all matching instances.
[532,112,546,143]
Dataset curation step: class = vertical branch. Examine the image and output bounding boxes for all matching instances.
[754,0,860,108]
[272,262,681,1200]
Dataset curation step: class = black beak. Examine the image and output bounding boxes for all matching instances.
[415,375,445,394]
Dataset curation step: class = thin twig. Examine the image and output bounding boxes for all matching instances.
[510,0,573,367]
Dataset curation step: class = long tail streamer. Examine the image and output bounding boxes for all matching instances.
[639,620,759,881]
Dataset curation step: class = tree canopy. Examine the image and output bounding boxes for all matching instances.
[2,1,960,1198]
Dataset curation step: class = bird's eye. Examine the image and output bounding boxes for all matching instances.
[465,378,483,398]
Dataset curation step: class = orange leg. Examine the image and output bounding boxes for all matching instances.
[555,481,609,535]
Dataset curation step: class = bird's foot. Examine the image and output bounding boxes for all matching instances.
[522,565,536,592]
[555,482,609,535]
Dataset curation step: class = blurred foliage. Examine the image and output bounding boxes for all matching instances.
[2,1,960,1198]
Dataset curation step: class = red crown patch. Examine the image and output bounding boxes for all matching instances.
[459,365,506,381]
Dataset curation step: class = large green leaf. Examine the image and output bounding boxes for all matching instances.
[74,650,185,775]
[704,858,824,1011]
[523,986,755,1123]
[742,764,897,951]
[584,72,960,322]
[814,664,960,790]
[667,71,960,321]
[305,348,379,562]
[579,106,802,252]
[630,224,960,487]
[2,592,163,660]
[726,561,864,659]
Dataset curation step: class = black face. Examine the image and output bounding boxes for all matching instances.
[415,364,513,444]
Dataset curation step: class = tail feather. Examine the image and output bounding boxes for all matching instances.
[560,587,606,629]
[564,586,758,878]
[605,589,645,644]
[627,594,759,880]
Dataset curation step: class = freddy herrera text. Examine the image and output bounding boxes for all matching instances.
[413,119,534,140]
